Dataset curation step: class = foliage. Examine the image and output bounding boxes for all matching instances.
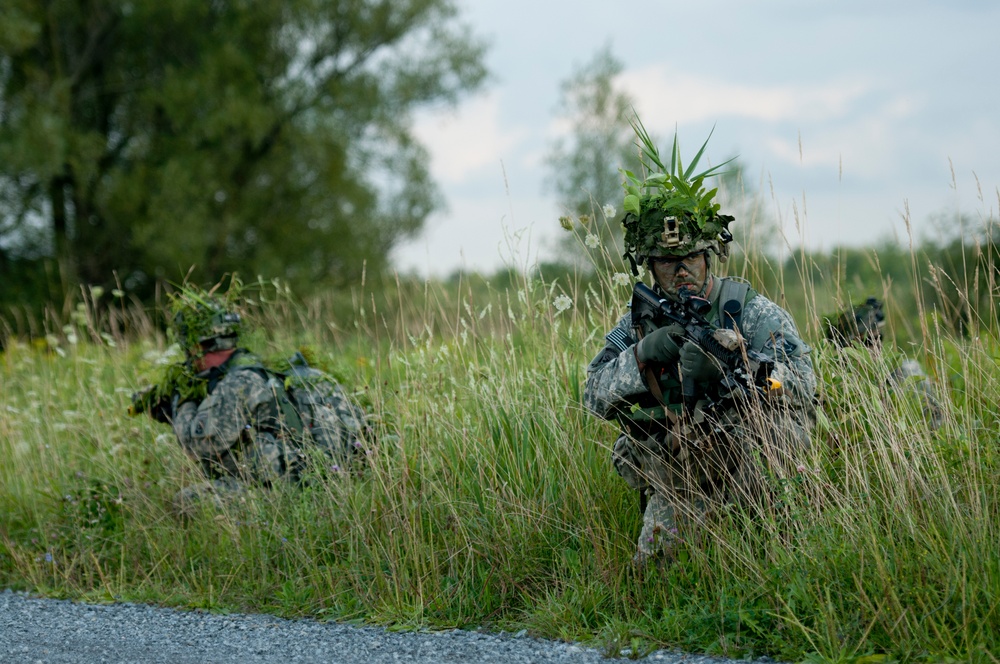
[127,357,206,418]
[2,246,1000,662]
[544,45,638,268]
[782,218,1000,345]
[545,45,637,217]
[165,277,244,352]
[0,0,487,299]
[619,111,736,269]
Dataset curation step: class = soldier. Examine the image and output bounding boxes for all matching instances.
[132,284,369,515]
[823,297,943,429]
[583,118,817,565]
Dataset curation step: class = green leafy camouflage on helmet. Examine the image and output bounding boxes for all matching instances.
[168,280,243,357]
[823,297,885,348]
[619,112,736,275]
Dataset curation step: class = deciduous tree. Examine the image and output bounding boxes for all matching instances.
[0,0,487,299]
[544,45,637,268]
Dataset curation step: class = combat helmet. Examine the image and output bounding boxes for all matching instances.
[168,283,242,357]
[823,297,885,348]
[620,112,735,275]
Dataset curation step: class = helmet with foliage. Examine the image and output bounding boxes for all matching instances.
[620,113,735,275]
[823,297,885,348]
[168,282,243,356]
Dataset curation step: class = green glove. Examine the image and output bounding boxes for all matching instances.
[635,324,684,365]
[679,342,724,384]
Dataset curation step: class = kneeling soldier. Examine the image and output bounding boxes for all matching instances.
[583,119,817,564]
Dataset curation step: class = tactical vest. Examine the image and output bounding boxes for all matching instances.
[623,277,757,429]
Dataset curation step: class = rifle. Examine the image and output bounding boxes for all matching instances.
[128,386,173,422]
[631,282,780,409]
[126,361,207,422]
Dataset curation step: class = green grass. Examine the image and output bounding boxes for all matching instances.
[1,262,998,664]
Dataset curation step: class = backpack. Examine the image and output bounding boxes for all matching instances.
[233,351,370,468]
[283,352,370,463]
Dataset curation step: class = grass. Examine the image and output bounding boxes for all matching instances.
[1,250,998,664]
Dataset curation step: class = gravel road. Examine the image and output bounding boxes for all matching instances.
[0,589,773,664]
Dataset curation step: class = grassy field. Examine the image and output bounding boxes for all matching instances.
[1,261,998,663]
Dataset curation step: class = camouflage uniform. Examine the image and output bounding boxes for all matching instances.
[171,349,368,514]
[584,276,816,561]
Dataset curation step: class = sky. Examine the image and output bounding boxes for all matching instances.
[393,0,1000,277]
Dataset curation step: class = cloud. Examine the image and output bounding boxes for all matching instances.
[412,94,528,185]
[391,192,559,277]
[614,64,928,179]
[761,94,922,176]
[617,64,874,126]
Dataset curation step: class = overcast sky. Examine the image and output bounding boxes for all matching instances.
[393,0,999,277]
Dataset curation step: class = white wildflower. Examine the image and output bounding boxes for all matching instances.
[553,294,573,313]
[612,272,631,288]
[584,233,600,249]
[602,204,617,219]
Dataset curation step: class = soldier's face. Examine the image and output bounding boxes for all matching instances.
[650,252,709,297]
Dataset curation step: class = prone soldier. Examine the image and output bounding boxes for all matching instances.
[130,283,370,515]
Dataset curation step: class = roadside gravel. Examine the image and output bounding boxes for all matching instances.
[0,589,777,664]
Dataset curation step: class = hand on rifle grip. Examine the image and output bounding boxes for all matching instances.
[635,324,685,365]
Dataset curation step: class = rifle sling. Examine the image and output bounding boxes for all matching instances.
[625,327,682,517]
[630,323,682,430]
[718,278,752,332]
[642,365,680,427]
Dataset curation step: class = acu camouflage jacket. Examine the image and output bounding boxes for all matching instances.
[172,350,367,481]
[583,276,817,422]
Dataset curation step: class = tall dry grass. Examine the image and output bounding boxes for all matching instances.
[1,237,998,662]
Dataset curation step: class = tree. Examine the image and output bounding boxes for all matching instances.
[0,0,487,300]
[544,45,637,268]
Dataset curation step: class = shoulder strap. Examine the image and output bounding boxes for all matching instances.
[718,278,754,333]
[227,354,305,435]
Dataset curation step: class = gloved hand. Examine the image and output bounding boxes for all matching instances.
[635,324,684,365]
[149,396,174,424]
[150,392,181,424]
[679,342,724,384]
